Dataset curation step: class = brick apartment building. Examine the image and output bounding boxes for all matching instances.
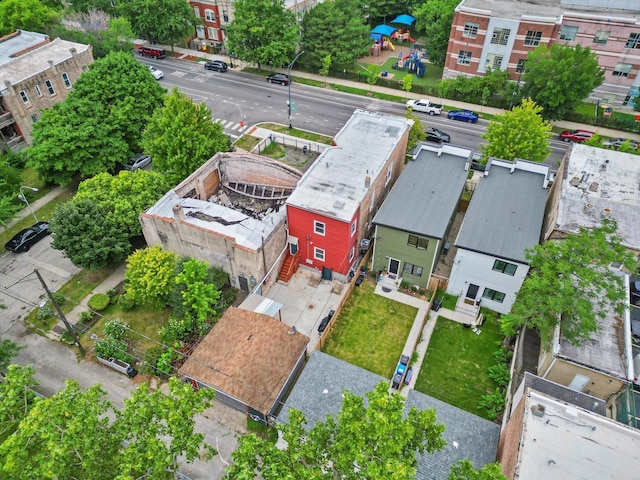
[0,30,93,151]
[444,0,640,109]
[189,0,233,52]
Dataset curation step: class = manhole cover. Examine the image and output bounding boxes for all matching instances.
[382,287,392,293]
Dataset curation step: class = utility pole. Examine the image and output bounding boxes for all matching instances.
[287,50,305,130]
[34,269,85,356]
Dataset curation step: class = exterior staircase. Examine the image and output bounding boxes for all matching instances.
[278,251,300,283]
[455,295,480,324]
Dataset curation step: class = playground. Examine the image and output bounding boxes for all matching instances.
[361,15,442,88]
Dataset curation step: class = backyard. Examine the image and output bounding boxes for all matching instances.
[321,281,417,379]
[414,314,504,419]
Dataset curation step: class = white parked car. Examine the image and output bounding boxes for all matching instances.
[148,65,163,80]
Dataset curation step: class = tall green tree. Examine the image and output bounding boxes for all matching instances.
[141,88,231,185]
[116,0,197,45]
[175,259,221,327]
[0,340,23,372]
[448,460,507,480]
[50,199,131,270]
[413,0,458,66]
[226,0,299,71]
[74,170,169,237]
[406,111,425,152]
[226,381,446,479]
[522,44,604,120]
[502,220,637,345]
[481,98,552,163]
[125,246,177,308]
[0,369,215,480]
[301,0,370,70]
[69,0,118,15]
[28,51,165,185]
[0,0,61,37]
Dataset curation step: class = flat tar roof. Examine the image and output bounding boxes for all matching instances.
[286,109,411,222]
[555,144,640,251]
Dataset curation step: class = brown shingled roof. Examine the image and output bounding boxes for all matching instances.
[178,306,309,413]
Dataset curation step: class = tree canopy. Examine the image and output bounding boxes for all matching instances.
[226,0,300,71]
[116,0,197,45]
[522,44,604,120]
[502,220,637,345]
[125,246,177,308]
[448,460,507,480]
[0,366,215,479]
[0,0,60,37]
[141,88,231,185]
[481,98,552,163]
[0,339,23,371]
[301,0,371,70]
[226,381,446,479]
[413,0,458,66]
[28,51,166,185]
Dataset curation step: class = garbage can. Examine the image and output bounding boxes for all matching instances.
[432,298,442,312]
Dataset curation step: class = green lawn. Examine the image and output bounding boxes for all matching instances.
[414,315,504,419]
[321,282,417,378]
[359,58,443,88]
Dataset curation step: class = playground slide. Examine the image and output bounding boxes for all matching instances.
[389,40,395,51]
[402,55,410,61]
[409,36,416,43]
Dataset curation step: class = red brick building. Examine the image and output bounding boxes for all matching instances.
[189,0,232,52]
[444,0,640,109]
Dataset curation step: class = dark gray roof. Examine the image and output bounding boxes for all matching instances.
[521,373,606,416]
[373,149,468,239]
[455,164,547,263]
[278,352,499,479]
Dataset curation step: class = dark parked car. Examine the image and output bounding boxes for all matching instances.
[204,60,228,72]
[425,127,451,143]
[125,154,152,171]
[447,109,478,123]
[603,137,639,150]
[5,221,50,253]
[267,73,290,85]
[560,129,594,143]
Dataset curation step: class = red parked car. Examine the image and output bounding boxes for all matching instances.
[560,129,594,143]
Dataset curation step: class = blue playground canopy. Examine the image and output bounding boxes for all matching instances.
[391,14,416,26]
[370,24,396,37]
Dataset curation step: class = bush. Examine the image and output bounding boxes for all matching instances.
[478,388,506,420]
[104,319,128,341]
[37,306,55,321]
[141,345,164,375]
[51,292,66,306]
[94,338,133,364]
[88,293,110,311]
[488,363,511,387]
[117,294,136,311]
[79,311,94,323]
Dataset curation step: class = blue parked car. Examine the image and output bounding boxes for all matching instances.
[447,109,479,123]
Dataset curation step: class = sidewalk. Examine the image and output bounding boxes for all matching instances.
[159,44,640,141]
[2,185,71,232]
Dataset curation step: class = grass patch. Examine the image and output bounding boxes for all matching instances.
[0,189,75,247]
[259,123,333,144]
[358,58,443,88]
[260,141,286,159]
[322,282,417,378]
[19,168,50,199]
[56,265,120,314]
[233,134,261,152]
[247,417,279,443]
[436,291,458,310]
[413,315,504,419]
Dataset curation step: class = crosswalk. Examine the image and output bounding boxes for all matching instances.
[214,118,248,137]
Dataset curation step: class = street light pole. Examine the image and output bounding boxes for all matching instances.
[19,185,39,223]
[287,50,305,130]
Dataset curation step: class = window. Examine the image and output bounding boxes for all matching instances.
[485,53,503,70]
[560,25,578,41]
[223,10,229,23]
[593,30,609,45]
[626,33,640,49]
[491,28,510,45]
[194,6,200,17]
[493,259,517,275]
[31,114,38,122]
[34,84,42,97]
[314,220,325,236]
[207,27,218,40]
[19,91,29,103]
[516,59,527,73]
[350,220,357,237]
[612,63,632,78]
[62,72,71,88]
[45,79,55,95]
[483,288,505,303]
[348,246,355,262]
[407,235,428,250]
[463,22,479,39]
[524,30,542,47]
[403,262,423,277]
[205,9,216,22]
[457,50,472,66]
[314,247,325,261]
[385,164,392,185]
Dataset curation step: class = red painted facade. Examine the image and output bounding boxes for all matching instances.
[286,205,359,275]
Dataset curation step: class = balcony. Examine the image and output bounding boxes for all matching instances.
[0,111,16,129]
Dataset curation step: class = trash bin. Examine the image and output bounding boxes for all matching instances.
[432,298,442,312]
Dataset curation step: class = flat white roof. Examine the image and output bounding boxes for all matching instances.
[145,191,286,252]
[515,389,640,479]
[286,109,411,222]
[555,144,640,251]
[0,34,91,92]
